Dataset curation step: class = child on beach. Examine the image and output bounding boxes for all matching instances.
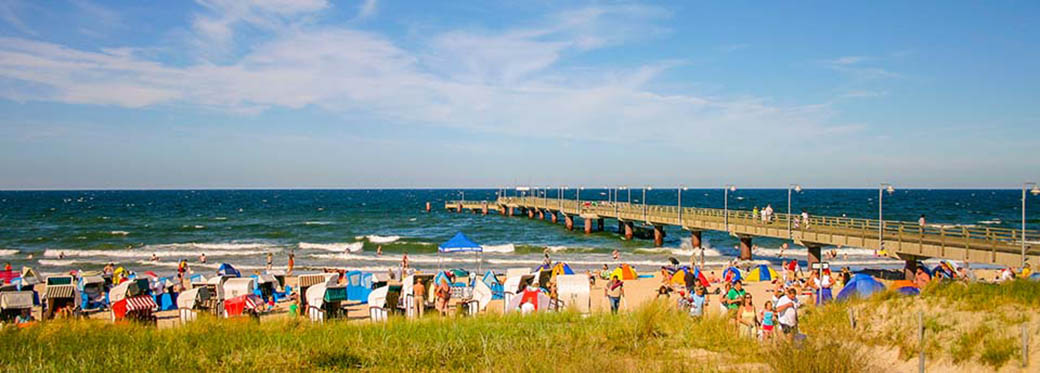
[689,286,707,318]
[761,301,776,340]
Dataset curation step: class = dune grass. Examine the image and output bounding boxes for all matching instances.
[3,281,1034,372]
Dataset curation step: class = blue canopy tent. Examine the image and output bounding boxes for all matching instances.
[836,273,886,300]
[217,263,241,278]
[438,232,483,272]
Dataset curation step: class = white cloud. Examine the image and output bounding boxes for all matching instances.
[358,0,377,19]
[0,4,859,146]
[0,0,36,35]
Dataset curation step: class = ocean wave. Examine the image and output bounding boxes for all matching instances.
[977,219,1001,225]
[303,221,332,225]
[299,242,364,253]
[481,244,515,253]
[355,235,400,244]
[545,246,596,253]
[0,249,20,256]
[213,217,228,221]
[151,242,273,251]
[634,247,723,257]
[110,231,130,236]
[43,247,278,259]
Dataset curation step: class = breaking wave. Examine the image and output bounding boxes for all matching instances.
[299,242,364,253]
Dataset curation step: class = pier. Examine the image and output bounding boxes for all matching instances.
[446,196,1040,277]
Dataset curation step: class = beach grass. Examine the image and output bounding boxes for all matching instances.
[2,280,1035,372]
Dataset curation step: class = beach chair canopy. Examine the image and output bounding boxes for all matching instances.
[224,294,262,316]
[836,274,886,300]
[745,265,778,282]
[0,291,34,309]
[306,283,328,310]
[177,288,202,309]
[722,267,742,283]
[125,295,157,312]
[217,263,241,278]
[20,267,42,286]
[297,273,338,289]
[556,274,591,313]
[480,271,504,299]
[611,264,638,281]
[78,276,105,289]
[46,276,73,286]
[367,285,389,309]
[109,281,133,304]
[505,286,551,312]
[223,278,256,299]
[438,232,482,253]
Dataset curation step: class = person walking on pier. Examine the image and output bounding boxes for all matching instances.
[918,214,926,233]
[752,207,760,223]
[801,209,810,229]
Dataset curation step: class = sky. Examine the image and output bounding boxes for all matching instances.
[0,0,1038,189]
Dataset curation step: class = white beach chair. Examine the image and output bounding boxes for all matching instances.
[177,287,202,323]
[368,286,389,322]
[556,274,591,314]
[305,283,328,323]
[401,275,415,319]
[464,280,492,316]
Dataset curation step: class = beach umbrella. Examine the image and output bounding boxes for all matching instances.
[1030,273,1040,282]
[217,263,241,278]
[438,232,483,271]
[722,266,742,283]
[891,280,919,296]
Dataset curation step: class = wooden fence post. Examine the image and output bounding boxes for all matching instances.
[919,311,926,373]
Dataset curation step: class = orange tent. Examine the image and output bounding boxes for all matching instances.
[611,264,638,280]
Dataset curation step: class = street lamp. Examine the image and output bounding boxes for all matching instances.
[724,184,737,231]
[878,183,895,255]
[460,190,465,202]
[678,185,688,226]
[643,186,652,222]
[788,184,803,239]
[1023,182,1040,267]
[578,187,585,213]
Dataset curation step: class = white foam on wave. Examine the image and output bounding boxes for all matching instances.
[299,242,364,253]
[634,247,723,257]
[977,219,1001,225]
[546,246,596,253]
[481,244,515,253]
[110,231,130,236]
[43,247,279,259]
[354,235,400,244]
[303,221,332,225]
[152,242,272,251]
[0,249,20,256]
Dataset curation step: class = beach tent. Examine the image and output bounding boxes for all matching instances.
[551,262,574,279]
[556,274,591,313]
[722,267,742,283]
[892,280,919,296]
[532,263,552,273]
[345,271,373,303]
[745,265,778,282]
[669,267,709,289]
[217,263,241,278]
[439,232,483,271]
[1031,273,1040,281]
[480,271,504,299]
[611,264,638,281]
[836,274,886,301]
[932,260,958,279]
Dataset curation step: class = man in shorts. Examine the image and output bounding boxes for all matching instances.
[775,287,800,340]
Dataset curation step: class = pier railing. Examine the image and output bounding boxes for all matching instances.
[444,197,1040,264]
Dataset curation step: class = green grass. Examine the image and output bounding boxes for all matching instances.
[3,280,1036,372]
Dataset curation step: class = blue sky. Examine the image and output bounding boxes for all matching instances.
[0,0,1037,189]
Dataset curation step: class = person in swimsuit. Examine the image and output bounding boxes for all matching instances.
[761,300,776,340]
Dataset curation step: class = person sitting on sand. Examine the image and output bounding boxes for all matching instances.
[414,277,426,317]
[707,271,719,284]
[435,278,451,316]
[915,268,931,288]
[520,281,543,314]
[761,300,776,341]
[689,286,707,318]
[736,294,758,338]
[15,308,34,324]
[605,275,624,314]
[599,264,611,280]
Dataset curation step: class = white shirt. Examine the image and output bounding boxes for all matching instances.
[813,275,832,288]
[776,295,799,326]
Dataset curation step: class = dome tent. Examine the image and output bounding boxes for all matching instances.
[836,273,886,300]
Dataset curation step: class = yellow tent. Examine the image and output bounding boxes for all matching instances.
[611,264,638,280]
[745,264,779,282]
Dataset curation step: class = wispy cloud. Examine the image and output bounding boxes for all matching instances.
[0,0,36,35]
[357,0,378,19]
[820,55,900,79]
[719,43,749,53]
[0,4,855,146]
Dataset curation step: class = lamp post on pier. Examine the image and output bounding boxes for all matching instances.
[788,184,803,240]
[878,183,896,256]
[1023,182,1040,267]
[724,185,736,231]
[643,186,652,223]
[678,185,688,226]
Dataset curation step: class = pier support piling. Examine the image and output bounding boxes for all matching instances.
[550,211,558,223]
[623,221,634,240]
[653,225,665,247]
[597,218,604,232]
[538,210,544,220]
[565,215,574,231]
[739,236,753,260]
[690,231,702,250]
[584,218,593,234]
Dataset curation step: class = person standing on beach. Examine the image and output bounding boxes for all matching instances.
[726,281,746,313]
[287,251,295,275]
[735,294,758,338]
[435,278,451,316]
[401,251,410,270]
[761,301,776,341]
[814,270,833,305]
[775,287,800,340]
[413,277,426,317]
[266,253,273,270]
[605,275,624,313]
[689,286,707,318]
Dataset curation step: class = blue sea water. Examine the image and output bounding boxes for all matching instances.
[0,189,1036,276]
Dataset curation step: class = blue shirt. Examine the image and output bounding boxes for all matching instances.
[689,294,706,316]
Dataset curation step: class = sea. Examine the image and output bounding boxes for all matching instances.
[0,189,1036,277]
